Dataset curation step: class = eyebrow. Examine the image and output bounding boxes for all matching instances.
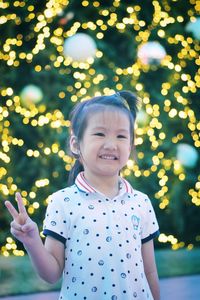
[91,126,129,133]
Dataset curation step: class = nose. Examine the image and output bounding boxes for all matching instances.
[103,138,117,150]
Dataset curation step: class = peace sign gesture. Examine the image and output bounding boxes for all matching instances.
[5,192,39,247]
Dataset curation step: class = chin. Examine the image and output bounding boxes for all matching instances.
[98,171,120,177]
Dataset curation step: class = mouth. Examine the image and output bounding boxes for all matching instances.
[99,154,118,160]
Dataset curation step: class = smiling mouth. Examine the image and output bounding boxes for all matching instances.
[99,155,118,160]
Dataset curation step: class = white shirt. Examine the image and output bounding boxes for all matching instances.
[43,172,159,300]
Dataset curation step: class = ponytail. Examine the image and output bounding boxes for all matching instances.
[68,160,84,186]
[118,90,140,120]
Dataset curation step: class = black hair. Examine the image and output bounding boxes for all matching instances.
[67,90,140,185]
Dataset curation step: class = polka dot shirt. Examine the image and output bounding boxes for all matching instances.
[43,172,159,300]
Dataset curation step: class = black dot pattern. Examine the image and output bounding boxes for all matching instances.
[43,174,159,299]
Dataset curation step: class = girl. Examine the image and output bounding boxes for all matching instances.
[5,91,160,300]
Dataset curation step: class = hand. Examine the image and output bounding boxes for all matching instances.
[5,192,39,247]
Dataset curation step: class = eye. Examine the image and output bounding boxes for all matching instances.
[117,135,127,139]
[93,132,105,137]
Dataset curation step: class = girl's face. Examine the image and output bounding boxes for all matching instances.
[78,108,132,181]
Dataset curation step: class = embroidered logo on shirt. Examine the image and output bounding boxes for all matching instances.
[131,215,140,230]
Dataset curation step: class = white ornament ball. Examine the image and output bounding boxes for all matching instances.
[63,33,97,62]
[137,41,166,65]
[136,110,150,126]
[185,18,200,40]
[176,143,198,168]
[20,84,43,107]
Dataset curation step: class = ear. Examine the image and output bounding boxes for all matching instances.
[70,135,80,156]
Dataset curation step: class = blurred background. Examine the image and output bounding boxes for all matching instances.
[0,0,200,297]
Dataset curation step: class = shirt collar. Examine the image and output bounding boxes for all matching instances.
[75,172,134,195]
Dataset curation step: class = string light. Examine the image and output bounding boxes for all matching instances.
[1,0,199,256]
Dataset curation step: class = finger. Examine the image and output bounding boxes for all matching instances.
[5,201,19,220]
[11,227,24,239]
[17,213,27,225]
[16,192,27,215]
[21,223,33,232]
[11,220,23,231]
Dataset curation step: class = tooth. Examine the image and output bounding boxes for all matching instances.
[101,155,116,159]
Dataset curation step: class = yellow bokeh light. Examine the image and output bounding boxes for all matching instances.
[0,0,199,256]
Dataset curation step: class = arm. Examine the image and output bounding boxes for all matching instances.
[5,193,65,284]
[25,235,65,284]
[142,239,160,300]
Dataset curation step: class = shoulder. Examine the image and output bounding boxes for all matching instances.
[46,185,78,212]
[131,189,149,201]
[129,188,154,210]
[125,181,149,200]
[51,184,78,201]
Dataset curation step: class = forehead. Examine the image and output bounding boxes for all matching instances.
[86,106,130,129]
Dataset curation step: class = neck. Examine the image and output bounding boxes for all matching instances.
[83,172,120,199]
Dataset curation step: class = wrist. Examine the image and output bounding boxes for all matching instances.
[23,234,43,253]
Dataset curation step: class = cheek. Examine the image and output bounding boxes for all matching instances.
[126,143,132,157]
[121,142,131,157]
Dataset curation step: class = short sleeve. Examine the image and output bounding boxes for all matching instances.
[43,192,69,244]
[141,196,159,244]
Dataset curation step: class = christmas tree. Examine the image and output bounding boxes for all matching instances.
[0,0,199,256]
